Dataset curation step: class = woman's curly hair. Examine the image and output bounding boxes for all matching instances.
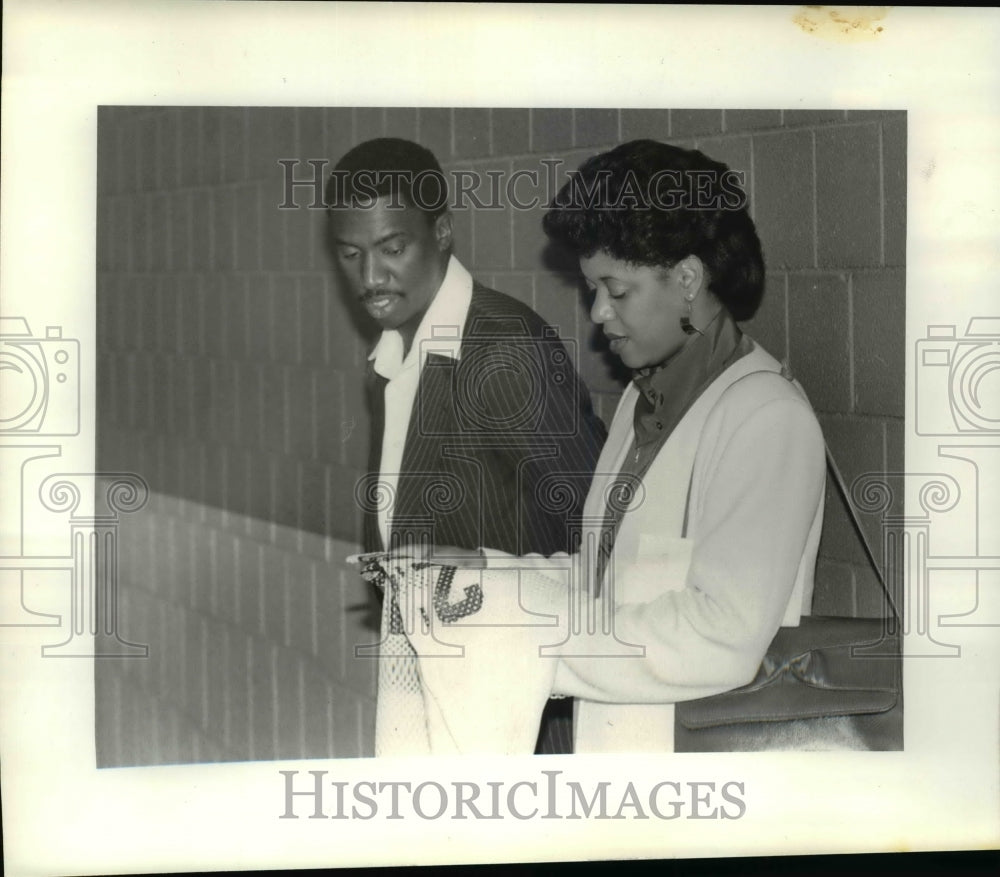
[543,140,766,321]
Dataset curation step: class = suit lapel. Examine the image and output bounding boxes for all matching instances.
[362,362,389,551]
[390,287,489,540]
[398,287,483,481]
[397,351,458,482]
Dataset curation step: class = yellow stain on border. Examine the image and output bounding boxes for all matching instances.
[793,6,890,43]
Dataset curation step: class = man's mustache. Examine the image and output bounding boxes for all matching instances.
[361,289,402,300]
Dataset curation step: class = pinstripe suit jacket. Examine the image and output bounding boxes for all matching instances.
[362,283,607,557]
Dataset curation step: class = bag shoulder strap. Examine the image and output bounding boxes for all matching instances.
[819,415,901,621]
[780,362,900,622]
[682,361,900,622]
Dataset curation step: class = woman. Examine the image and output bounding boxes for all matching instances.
[537,139,827,753]
[397,140,826,755]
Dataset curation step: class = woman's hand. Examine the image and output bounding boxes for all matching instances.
[396,543,487,570]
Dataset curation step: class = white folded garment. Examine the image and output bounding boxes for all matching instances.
[396,559,572,755]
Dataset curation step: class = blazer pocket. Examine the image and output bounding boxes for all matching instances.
[611,535,694,603]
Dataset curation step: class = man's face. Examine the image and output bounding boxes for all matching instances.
[330,195,452,335]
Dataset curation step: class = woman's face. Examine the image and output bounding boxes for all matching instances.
[579,250,694,370]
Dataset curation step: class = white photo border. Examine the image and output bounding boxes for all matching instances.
[1,2,999,874]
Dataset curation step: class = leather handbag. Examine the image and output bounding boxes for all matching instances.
[674,373,903,752]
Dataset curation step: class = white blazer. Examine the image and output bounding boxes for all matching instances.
[558,343,826,753]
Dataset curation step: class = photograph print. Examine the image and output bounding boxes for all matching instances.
[92,105,906,766]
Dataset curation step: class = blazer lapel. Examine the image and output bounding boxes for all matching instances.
[391,351,462,538]
[390,287,484,540]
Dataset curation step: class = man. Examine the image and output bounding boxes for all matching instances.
[326,138,606,755]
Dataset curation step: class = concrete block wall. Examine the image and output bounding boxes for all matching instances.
[95,107,905,764]
[96,107,384,764]
[97,106,373,545]
[95,495,377,766]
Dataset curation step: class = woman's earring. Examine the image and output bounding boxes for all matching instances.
[680,295,700,335]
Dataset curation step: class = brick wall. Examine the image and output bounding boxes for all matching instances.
[95,107,905,764]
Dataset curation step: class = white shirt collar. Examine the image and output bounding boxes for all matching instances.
[368,255,473,381]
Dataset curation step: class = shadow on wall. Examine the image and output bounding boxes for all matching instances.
[95,491,378,766]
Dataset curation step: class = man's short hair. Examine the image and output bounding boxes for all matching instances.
[326,137,449,221]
